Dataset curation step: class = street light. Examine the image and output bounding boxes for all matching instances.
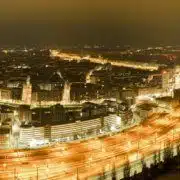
[33,165,39,180]
[116,116,121,127]
[46,167,49,179]
[14,168,16,180]
[76,168,79,180]
[36,167,39,180]
[155,132,158,144]
[3,163,6,171]
[172,128,175,141]
[137,141,140,160]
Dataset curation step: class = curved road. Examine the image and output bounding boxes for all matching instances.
[0,107,180,179]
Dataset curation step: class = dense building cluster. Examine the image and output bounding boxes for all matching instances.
[0,46,180,149]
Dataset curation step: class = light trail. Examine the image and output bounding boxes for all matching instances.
[0,107,180,179]
[50,50,159,71]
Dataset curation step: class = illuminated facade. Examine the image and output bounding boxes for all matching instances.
[0,88,11,100]
[18,114,120,147]
[162,69,174,90]
[174,65,180,89]
[22,76,32,104]
[0,128,10,148]
[18,105,32,123]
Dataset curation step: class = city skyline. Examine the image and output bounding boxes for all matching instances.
[0,1,180,179]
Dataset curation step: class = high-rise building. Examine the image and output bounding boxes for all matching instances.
[162,69,174,90]
[174,66,180,90]
[22,76,32,104]
[18,105,32,123]
[0,128,10,148]
[0,88,11,100]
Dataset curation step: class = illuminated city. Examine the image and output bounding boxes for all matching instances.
[0,1,180,180]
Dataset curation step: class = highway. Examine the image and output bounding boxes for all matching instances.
[50,50,159,71]
[0,106,180,179]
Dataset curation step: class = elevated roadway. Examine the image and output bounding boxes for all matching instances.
[0,105,180,179]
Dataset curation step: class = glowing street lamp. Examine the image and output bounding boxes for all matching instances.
[14,168,17,180]
[116,116,121,126]
[33,164,39,180]
[3,163,6,170]
[46,168,49,179]
[76,168,79,180]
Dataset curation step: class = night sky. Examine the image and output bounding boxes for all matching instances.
[0,0,180,47]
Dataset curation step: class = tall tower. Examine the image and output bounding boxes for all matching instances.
[162,69,174,91]
[22,76,32,104]
[62,81,71,104]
